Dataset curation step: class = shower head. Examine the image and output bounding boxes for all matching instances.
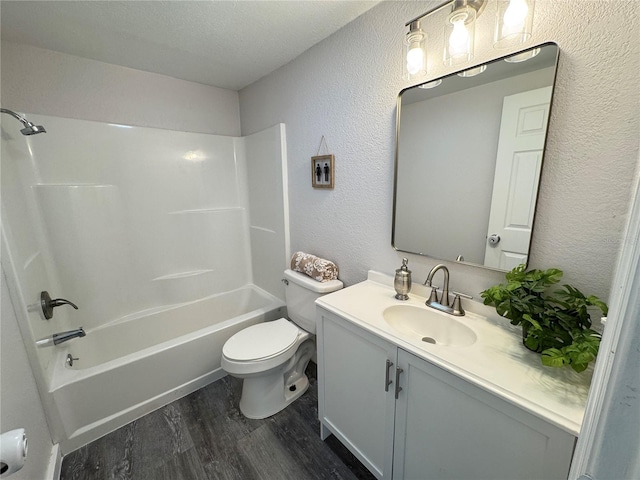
[1,108,46,135]
[20,124,47,135]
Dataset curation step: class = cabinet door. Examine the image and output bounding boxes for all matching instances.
[393,349,575,480]
[317,309,397,480]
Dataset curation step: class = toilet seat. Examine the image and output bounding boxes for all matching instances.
[221,319,310,376]
[223,318,300,362]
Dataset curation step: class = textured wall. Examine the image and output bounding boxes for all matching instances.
[1,41,241,136]
[239,1,640,301]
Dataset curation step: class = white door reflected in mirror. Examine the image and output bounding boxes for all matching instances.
[484,86,552,269]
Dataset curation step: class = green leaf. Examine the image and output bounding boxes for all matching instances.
[541,348,567,368]
[522,314,542,330]
[570,362,589,373]
[524,334,540,352]
[587,295,609,316]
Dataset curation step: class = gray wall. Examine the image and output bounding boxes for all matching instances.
[239,1,640,302]
[1,41,241,136]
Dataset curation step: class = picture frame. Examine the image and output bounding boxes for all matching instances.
[311,154,334,189]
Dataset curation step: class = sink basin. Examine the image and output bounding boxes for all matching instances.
[382,304,477,347]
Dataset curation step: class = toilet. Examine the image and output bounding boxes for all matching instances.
[221,268,343,419]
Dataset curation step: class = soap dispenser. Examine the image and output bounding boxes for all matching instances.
[394,258,412,300]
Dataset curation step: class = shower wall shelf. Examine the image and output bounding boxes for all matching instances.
[34,183,115,187]
[152,270,216,281]
[167,207,244,215]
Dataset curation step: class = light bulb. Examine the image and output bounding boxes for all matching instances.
[404,21,427,79]
[503,0,529,32]
[449,19,470,58]
[406,45,425,75]
[494,0,534,48]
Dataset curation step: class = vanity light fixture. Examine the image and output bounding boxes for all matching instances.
[494,0,535,49]
[404,0,535,82]
[404,20,427,80]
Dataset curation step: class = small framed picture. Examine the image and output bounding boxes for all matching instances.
[311,154,334,189]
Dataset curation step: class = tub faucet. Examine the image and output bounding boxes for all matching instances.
[36,327,86,347]
[52,327,85,345]
[424,264,450,307]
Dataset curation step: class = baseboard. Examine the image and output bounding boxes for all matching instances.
[47,443,62,480]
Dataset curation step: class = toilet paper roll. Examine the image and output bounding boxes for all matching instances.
[0,429,27,477]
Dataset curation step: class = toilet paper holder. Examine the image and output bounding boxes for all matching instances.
[0,429,27,477]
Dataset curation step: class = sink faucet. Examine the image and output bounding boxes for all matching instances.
[424,264,450,307]
[423,265,473,316]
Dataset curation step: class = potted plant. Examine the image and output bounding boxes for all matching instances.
[480,265,608,373]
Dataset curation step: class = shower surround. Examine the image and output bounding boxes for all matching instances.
[1,114,289,452]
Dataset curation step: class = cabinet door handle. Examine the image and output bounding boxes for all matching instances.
[395,367,404,399]
[385,360,394,392]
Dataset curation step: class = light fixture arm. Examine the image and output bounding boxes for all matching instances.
[452,0,487,18]
[405,0,487,27]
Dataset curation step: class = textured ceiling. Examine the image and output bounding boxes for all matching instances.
[0,1,379,91]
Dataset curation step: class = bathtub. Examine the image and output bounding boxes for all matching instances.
[49,285,285,454]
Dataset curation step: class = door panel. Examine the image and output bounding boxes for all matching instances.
[484,86,552,269]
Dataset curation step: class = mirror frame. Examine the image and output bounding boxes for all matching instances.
[392,42,560,272]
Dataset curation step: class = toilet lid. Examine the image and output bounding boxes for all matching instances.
[223,318,300,361]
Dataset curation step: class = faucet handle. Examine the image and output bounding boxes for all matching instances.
[41,291,78,320]
[451,291,473,316]
[427,286,440,304]
[452,291,473,299]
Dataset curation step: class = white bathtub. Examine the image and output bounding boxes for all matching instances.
[49,285,285,454]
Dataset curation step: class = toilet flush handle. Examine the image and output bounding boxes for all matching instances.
[282,279,289,286]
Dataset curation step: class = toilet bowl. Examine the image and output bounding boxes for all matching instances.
[221,269,343,419]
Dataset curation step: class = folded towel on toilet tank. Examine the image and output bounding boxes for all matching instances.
[290,252,339,282]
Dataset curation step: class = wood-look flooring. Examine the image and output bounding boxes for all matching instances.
[60,364,376,480]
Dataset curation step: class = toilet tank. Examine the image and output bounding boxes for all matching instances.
[283,269,343,333]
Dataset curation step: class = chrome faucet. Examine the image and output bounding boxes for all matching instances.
[53,328,86,345]
[423,265,472,316]
[424,264,451,307]
[36,327,86,347]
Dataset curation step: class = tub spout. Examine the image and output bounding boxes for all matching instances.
[37,327,86,347]
[53,327,86,345]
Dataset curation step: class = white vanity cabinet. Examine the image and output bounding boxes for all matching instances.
[316,308,397,478]
[317,307,576,480]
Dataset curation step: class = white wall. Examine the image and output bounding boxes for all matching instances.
[243,124,290,300]
[588,259,640,479]
[2,114,252,336]
[239,1,640,302]
[1,268,54,480]
[1,41,240,136]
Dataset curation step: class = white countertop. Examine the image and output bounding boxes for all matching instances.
[315,271,592,436]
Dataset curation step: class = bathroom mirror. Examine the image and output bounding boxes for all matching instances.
[393,43,559,271]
